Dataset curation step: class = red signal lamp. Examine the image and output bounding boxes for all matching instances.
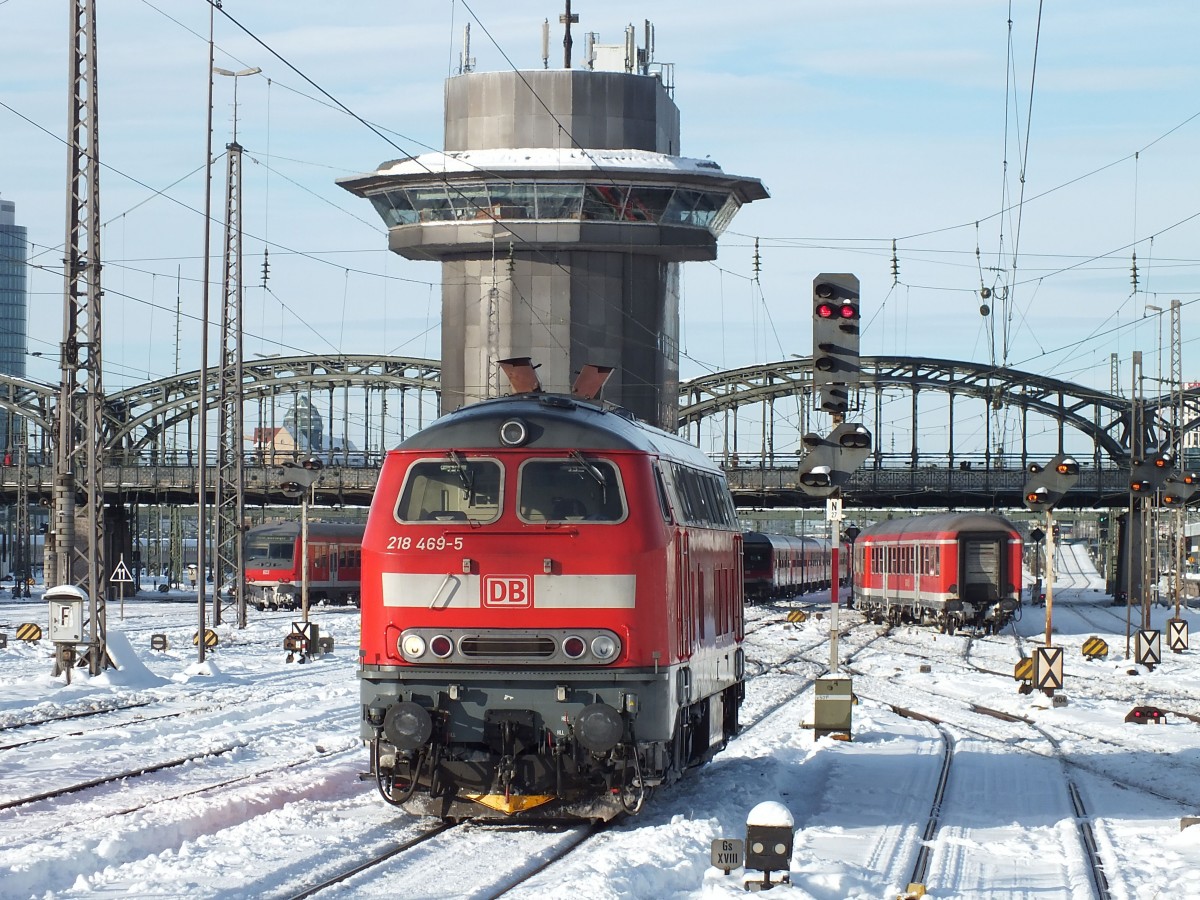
[815,302,836,319]
[1054,458,1079,476]
[1124,705,1165,724]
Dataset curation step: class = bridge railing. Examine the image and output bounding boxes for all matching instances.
[0,454,1134,509]
[723,458,1132,509]
[0,462,383,506]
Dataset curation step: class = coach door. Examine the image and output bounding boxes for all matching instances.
[961,537,1002,602]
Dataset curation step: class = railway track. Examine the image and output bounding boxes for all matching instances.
[852,637,1200,813]
[881,699,1112,900]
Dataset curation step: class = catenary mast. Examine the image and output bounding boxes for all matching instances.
[53,0,109,674]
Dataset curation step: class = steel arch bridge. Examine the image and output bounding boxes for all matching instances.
[0,354,1192,507]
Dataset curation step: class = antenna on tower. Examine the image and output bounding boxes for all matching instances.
[559,0,578,69]
[460,23,475,74]
[542,19,550,69]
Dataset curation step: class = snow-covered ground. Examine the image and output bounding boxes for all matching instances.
[3,545,1200,899]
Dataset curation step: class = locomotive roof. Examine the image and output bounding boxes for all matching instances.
[856,511,1020,540]
[397,392,721,470]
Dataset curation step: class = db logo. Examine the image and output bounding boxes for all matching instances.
[483,575,533,608]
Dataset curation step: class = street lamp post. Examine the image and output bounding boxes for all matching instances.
[213,66,261,142]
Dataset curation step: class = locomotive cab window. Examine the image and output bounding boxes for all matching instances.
[245,533,295,566]
[395,456,502,524]
[517,456,625,523]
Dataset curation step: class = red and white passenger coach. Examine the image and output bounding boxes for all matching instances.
[358,361,745,821]
[243,521,364,610]
[852,511,1023,634]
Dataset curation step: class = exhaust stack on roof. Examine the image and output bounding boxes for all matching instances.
[499,357,542,394]
[572,365,614,400]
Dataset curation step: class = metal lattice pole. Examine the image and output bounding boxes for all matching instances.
[54,0,108,674]
[14,420,30,598]
[1170,299,1185,618]
[213,141,246,627]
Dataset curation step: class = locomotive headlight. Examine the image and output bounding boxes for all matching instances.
[591,634,619,661]
[399,633,426,660]
[498,417,529,447]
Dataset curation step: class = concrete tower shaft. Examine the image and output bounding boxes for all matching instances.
[340,67,767,429]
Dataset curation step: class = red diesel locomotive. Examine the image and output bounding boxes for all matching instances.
[243,521,364,610]
[852,512,1023,633]
[358,361,746,821]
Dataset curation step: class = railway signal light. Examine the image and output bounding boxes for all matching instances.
[797,423,872,497]
[1022,453,1079,512]
[1161,471,1198,506]
[812,274,861,414]
[835,423,871,450]
[1124,705,1165,724]
[278,458,324,500]
[799,464,832,489]
[1130,447,1174,495]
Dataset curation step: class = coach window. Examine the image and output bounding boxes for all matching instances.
[517,457,626,523]
[920,546,937,576]
[395,457,503,524]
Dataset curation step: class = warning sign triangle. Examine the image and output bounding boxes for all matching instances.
[110,558,134,583]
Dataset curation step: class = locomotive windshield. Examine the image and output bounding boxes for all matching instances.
[396,457,502,524]
[245,533,295,566]
[518,457,625,523]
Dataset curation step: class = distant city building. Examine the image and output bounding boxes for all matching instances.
[251,399,363,465]
[281,395,324,453]
[0,195,29,452]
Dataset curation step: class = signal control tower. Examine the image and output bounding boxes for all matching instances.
[339,20,767,429]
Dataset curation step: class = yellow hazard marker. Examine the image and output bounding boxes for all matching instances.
[193,629,219,649]
[786,610,808,624]
[16,622,42,642]
[1013,657,1033,682]
[1081,636,1109,660]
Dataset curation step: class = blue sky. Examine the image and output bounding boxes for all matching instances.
[1,0,1197,398]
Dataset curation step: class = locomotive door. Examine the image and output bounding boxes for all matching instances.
[961,537,1002,601]
[675,531,695,659]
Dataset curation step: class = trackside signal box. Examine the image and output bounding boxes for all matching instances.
[46,585,86,644]
[811,675,853,740]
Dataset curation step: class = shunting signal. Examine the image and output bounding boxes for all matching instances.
[1124,706,1165,724]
